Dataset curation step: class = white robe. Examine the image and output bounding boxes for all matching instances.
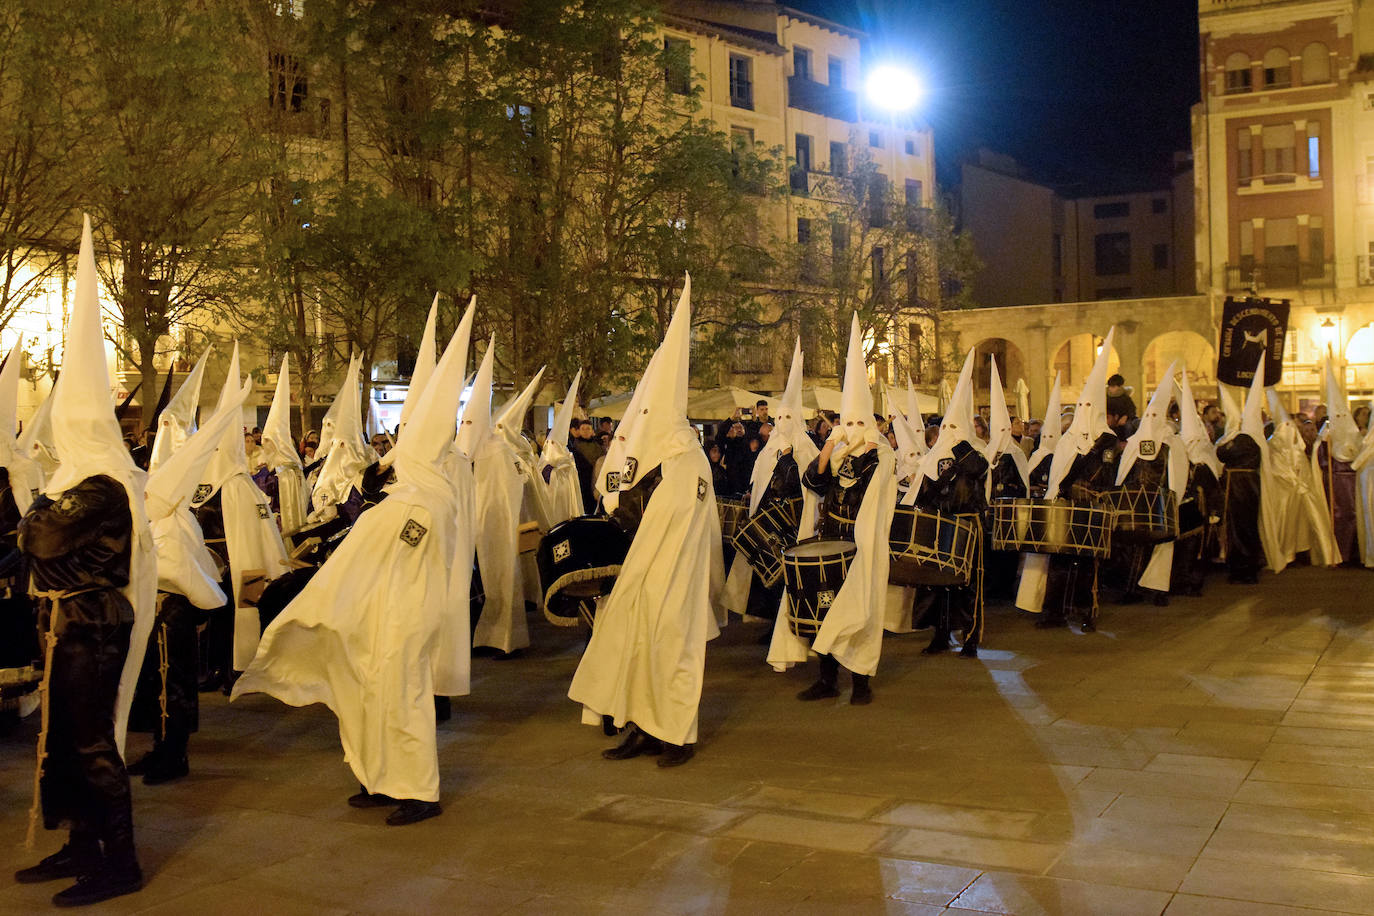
[234,496,451,802]
[569,448,722,746]
[540,439,583,527]
[1264,423,1336,570]
[471,436,529,653]
[768,443,897,677]
[220,473,292,670]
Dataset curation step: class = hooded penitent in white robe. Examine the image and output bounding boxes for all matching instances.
[1312,356,1362,564]
[309,356,378,519]
[261,354,309,535]
[497,368,554,610]
[1265,386,1337,570]
[722,339,819,616]
[146,380,254,610]
[595,352,658,515]
[191,343,291,669]
[768,313,896,677]
[234,317,474,803]
[540,369,584,527]
[0,342,41,514]
[1017,328,1117,613]
[1350,406,1374,567]
[16,382,57,504]
[570,274,723,746]
[1115,363,1188,592]
[983,356,1029,500]
[147,346,209,474]
[44,215,157,755]
[469,343,530,654]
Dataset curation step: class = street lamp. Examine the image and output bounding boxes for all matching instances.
[864,65,924,113]
[1320,317,1338,355]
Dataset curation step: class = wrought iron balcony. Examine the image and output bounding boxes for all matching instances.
[1224,260,1334,290]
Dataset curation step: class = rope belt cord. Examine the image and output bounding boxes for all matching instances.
[24,586,101,849]
[157,594,170,742]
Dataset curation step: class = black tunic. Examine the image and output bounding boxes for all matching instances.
[804,448,880,542]
[19,474,136,843]
[1216,434,1263,582]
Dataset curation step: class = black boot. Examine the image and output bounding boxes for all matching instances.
[959,636,979,659]
[386,799,442,826]
[602,724,663,760]
[850,673,873,705]
[921,629,952,655]
[14,834,101,884]
[51,865,142,907]
[348,784,400,808]
[797,654,841,701]
[601,714,617,737]
[657,743,695,767]
[143,752,189,786]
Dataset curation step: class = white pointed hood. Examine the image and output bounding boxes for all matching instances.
[749,338,819,514]
[596,352,656,509]
[261,353,303,474]
[1240,353,1267,447]
[837,312,877,451]
[1028,372,1063,471]
[620,273,696,490]
[456,335,495,460]
[983,356,1029,490]
[311,352,377,509]
[400,293,443,433]
[542,369,581,466]
[912,348,975,494]
[1047,327,1115,498]
[391,320,473,553]
[1117,361,1177,482]
[495,365,545,453]
[18,386,57,484]
[48,214,155,754]
[1320,355,1362,462]
[1178,369,1222,478]
[1216,382,1243,444]
[148,346,210,472]
[0,343,38,512]
[315,352,360,462]
[905,376,926,434]
[198,341,250,494]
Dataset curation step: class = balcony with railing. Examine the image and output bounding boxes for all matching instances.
[1224,259,1334,290]
[786,75,859,122]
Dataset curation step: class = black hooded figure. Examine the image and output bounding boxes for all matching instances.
[911,440,989,656]
[1216,434,1264,583]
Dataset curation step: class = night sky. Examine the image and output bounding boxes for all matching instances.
[795,0,1201,192]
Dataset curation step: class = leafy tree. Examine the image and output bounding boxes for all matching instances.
[775,143,978,387]
[70,0,272,425]
[0,1,85,342]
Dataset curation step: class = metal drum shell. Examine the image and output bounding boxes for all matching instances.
[730,498,801,588]
[991,498,1113,558]
[717,497,749,542]
[1103,486,1179,543]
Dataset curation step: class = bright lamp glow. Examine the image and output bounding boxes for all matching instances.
[865,65,923,112]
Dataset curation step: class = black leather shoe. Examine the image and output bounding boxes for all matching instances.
[143,755,189,786]
[197,671,224,693]
[1034,615,1068,629]
[657,744,695,768]
[959,643,979,659]
[796,680,840,701]
[15,844,99,884]
[1080,619,1097,633]
[386,800,442,826]
[51,866,143,907]
[602,727,663,760]
[348,786,400,808]
[124,751,156,777]
[850,682,874,706]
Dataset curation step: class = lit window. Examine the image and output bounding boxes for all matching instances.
[1308,122,1321,179]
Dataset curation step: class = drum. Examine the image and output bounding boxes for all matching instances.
[1103,486,1178,542]
[888,507,978,587]
[991,498,1113,558]
[781,539,856,639]
[517,521,543,554]
[536,516,631,627]
[730,497,801,588]
[717,497,748,541]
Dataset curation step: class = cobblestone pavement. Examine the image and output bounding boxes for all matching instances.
[3,565,1374,914]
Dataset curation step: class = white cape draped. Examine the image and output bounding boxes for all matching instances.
[234,496,449,802]
[471,435,529,653]
[768,445,897,677]
[568,448,722,746]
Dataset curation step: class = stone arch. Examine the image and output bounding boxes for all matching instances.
[1142,330,1217,399]
[970,336,1026,388]
[1051,333,1119,405]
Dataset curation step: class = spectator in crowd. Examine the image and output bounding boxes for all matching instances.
[705,442,728,493]
[972,415,989,442]
[1355,404,1370,433]
[569,418,604,513]
[1201,402,1223,442]
[721,420,754,497]
[1106,373,1137,420]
